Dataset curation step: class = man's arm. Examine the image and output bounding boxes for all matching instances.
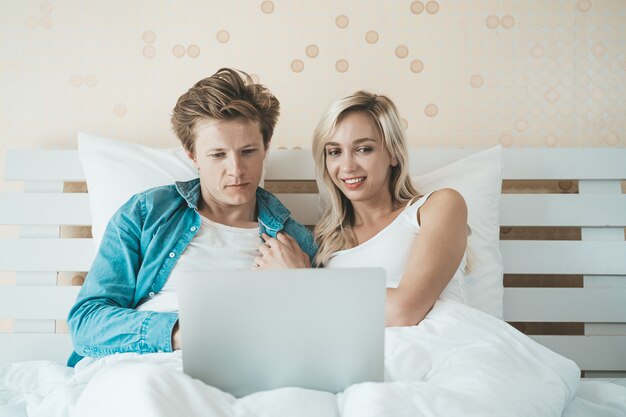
[67,193,178,359]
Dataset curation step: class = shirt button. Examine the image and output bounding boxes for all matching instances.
[190,226,197,232]
[169,252,176,258]
[148,292,155,297]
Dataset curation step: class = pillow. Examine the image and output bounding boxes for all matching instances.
[78,132,197,250]
[412,146,504,318]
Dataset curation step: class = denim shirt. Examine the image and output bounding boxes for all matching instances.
[67,178,317,367]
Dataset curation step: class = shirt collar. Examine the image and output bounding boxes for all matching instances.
[174,178,291,228]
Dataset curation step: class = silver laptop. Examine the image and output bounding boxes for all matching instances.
[177,268,386,397]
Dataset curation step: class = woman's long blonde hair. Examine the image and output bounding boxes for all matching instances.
[312,91,419,266]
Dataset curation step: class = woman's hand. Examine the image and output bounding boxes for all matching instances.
[254,232,311,269]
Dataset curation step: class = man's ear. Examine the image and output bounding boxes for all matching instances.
[263,141,271,162]
[261,143,271,185]
[186,150,199,170]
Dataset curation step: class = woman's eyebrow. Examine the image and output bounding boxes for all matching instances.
[325,138,377,147]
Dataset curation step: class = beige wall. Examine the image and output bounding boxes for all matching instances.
[1,0,625,192]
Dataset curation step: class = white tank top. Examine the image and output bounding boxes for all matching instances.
[136,215,261,312]
[326,192,466,303]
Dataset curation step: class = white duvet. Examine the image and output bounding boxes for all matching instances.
[2,300,625,417]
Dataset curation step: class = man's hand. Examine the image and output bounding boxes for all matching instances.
[254,232,311,269]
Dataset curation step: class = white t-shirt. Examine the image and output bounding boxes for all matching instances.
[136,215,262,312]
[326,192,466,303]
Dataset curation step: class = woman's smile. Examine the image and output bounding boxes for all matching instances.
[342,176,367,188]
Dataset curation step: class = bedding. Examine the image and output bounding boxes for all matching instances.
[77,132,197,249]
[2,300,625,417]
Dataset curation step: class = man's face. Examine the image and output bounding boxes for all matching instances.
[188,118,267,214]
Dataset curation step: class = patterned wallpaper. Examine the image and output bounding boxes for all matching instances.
[0,0,625,192]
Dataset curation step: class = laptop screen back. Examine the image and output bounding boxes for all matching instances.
[177,268,386,397]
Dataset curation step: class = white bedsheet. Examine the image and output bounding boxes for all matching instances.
[1,300,625,417]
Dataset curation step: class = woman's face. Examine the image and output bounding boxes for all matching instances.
[324,111,396,205]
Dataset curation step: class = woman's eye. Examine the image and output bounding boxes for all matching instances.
[357,147,373,154]
[326,149,340,157]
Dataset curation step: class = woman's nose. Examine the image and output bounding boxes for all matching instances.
[340,153,357,172]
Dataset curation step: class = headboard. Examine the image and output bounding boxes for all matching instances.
[1,148,625,377]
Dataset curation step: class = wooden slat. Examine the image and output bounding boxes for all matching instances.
[1,193,317,228]
[0,286,80,319]
[8,148,626,182]
[2,192,624,229]
[0,239,95,271]
[14,319,56,333]
[0,333,73,364]
[531,336,626,371]
[256,193,626,228]
[503,288,626,322]
[273,193,626,228]
[507,322,584,336]
[499,194,626,227]
[8,206,620,276]
[0,193,92,226]
[500,241,626,275]
[500,227,581,241]
[503,274,583,288]
[4,150,85,182]
[267,148,626,180]
[500,149,626,180]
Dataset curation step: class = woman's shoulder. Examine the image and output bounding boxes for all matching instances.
[412,188,467,226]
[423,188,465,206]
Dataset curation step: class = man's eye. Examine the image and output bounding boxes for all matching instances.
[242,148,258,155]
[210,152,225,159]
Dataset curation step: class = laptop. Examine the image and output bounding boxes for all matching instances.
[177,268,386,397]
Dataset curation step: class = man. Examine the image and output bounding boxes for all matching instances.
[67,68,316,367]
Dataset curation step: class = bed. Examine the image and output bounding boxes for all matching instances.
[1,137,625,416]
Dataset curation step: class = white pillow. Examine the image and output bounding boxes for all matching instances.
[412,146,504,318]
[78,132,197,250]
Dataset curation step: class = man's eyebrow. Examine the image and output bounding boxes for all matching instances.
[204,142,260,153]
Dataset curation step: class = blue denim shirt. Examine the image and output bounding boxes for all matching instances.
[67,178,316,367]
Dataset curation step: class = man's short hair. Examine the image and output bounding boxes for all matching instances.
[171,68,280,154]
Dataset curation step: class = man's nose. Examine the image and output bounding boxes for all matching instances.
[227,154,244,176]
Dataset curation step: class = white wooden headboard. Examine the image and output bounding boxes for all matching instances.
[1,148,625,377]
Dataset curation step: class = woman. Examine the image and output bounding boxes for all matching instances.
[262,91,468,326]
[312,91,468,326]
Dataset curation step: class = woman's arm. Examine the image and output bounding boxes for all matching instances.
[386,188,468,326]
